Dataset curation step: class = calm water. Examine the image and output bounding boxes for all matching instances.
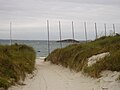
[0,40,71,57]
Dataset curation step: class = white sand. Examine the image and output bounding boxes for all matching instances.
[88,52,110,67]
[9,57,120,90]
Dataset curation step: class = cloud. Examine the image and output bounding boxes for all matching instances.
[0,0,120,20]
[0,0,120,40]
[41,0,120,6]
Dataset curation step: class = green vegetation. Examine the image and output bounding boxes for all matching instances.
[0,44,36,89]
[47,35,120,78]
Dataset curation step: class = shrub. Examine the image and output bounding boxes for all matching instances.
[47,35,120,78]
[0,44,36,89]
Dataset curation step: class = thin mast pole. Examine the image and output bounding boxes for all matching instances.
[104,24,107,36]
[113,24,116,36]
[84,22,87,43]
[10,22,12,45]
[59,21,62,48]
[72,21,75,43]
[47,20,50,55]
[95,22,98,39]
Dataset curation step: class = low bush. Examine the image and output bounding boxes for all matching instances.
[0,44,36,89]
[47,35,120,78]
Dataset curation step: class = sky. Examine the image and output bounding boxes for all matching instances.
[0,0,120,40]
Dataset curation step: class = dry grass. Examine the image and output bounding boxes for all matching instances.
[0,44,36,89]
[47,35,120,78]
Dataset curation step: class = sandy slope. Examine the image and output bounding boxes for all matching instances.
[9,57,120,90]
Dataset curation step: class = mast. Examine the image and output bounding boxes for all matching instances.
[104,24,107,36]
[59,21,62,48]
[72,21,75,43]
[10,22,12,45]
[47,20,50,55]
[95,22,98,39]
[113,24,116,36]
[84,22,87,43]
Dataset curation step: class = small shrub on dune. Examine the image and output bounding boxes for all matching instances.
[0,44,36,89]
[83,59,107,78]
[83,50,120,78]
[47,35,120,78]
[0,77,11,90]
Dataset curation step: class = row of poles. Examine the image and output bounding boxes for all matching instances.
[8,21,116,55]
[46,20,116,55]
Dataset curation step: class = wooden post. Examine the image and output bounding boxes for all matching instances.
[59,21,62,48]
[84,22,87,43]
[95,22,98,39]
[47,20,50,55]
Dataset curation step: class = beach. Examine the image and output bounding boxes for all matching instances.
[8,57,120,90]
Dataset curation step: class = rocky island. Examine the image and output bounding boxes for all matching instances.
[56,39,80,43]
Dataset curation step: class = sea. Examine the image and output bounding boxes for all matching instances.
[0,40,71,57]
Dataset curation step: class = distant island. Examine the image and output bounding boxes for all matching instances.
[56,39,80,43]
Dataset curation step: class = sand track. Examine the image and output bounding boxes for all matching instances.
[9,58,120,90]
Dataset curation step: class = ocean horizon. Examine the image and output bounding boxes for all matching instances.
[0,39,72,57]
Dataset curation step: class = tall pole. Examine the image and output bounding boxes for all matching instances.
[47,20,50,55]
[95,22,98,39]
[84,22,87,43]
[104,23,107,36]
[72,21,75,42]
[113,24,116,36]
[59,21,62,48]
[10,22,12,45]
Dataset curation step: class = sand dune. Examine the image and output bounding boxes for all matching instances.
[9,57,120,90]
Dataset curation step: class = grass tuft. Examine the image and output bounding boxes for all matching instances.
[47,35,120,78]
[0,44,36,89]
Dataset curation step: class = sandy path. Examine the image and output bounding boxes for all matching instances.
[9,57,120,90]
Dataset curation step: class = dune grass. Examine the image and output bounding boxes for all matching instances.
[47,35,120,78]
[0,44,36,89]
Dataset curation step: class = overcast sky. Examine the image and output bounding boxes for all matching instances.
[0,0,120,40]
